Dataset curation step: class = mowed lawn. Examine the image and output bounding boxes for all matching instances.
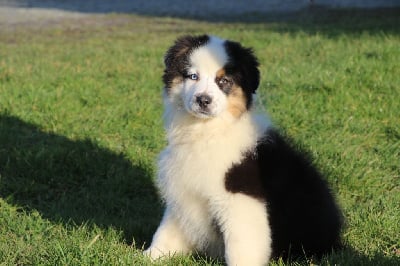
[0,8,399,265]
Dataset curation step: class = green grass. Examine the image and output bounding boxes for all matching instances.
[0,8,399,265]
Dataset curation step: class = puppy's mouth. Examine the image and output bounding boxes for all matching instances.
[189,108,214,119]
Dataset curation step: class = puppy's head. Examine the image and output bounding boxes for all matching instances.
[163,35,259,119]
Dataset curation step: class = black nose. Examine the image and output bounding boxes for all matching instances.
[196,94,212,108]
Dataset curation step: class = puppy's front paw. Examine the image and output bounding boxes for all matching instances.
[143,247,166,260]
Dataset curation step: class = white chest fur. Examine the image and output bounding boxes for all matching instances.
[156,110,269,251]
[158,111,265,197]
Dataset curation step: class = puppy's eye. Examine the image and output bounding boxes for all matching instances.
[219,78,229,85]
[188,73,199,80]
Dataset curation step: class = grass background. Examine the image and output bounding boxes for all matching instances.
[0,8,399,265]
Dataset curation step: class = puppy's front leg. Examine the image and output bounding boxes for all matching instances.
[144,208,192,260]
[220,194,272,266]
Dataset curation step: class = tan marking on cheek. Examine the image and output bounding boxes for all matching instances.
[227,85,247,118]
[166,77,183,94]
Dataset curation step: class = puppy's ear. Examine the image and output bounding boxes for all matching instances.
[224,41,260,94]
[163,35,210,90]
[164,35,210,68]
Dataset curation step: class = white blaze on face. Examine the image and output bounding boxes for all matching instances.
[183,37,229,119]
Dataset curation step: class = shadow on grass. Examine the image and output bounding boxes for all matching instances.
[273,245,400,266]
[325,246,400,266]
[0,114,162,247]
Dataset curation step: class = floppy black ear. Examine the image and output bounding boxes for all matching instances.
[162,35,210,89]
[224,40,260,94]
[164,35,210,68]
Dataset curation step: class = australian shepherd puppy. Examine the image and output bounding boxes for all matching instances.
[144,35,342,265]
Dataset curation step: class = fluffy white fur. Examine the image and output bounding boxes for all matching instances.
[145,36,272,266]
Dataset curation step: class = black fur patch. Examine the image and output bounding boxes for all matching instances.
[223,40,260,109]
[225,150,265,199]
[225,129,342,259]
[163,35,210,91]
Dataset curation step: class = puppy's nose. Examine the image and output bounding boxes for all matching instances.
[196,94,212,108]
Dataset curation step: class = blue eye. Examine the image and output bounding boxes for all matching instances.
[188,73,198,80]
